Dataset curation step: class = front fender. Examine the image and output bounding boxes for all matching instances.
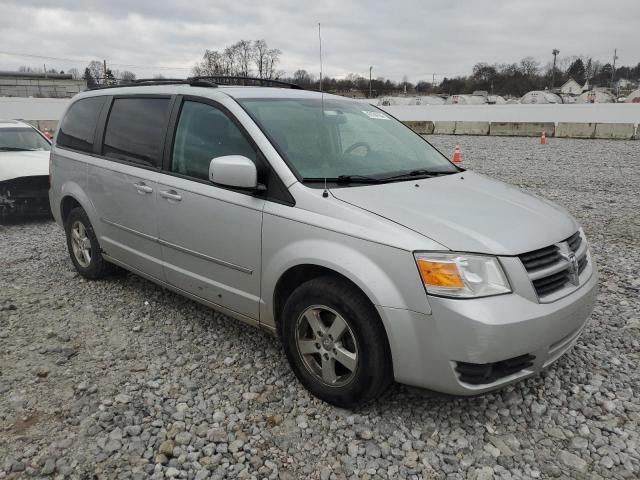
[260,217,432,330]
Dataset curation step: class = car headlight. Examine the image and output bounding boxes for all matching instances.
[414,252,511,298]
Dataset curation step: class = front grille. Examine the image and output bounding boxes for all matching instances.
[518,231,589,300]
[578,255,587,274]
[566,231,582,252]
[455,354,536,385]
[533,269,570,296]
[519,244,561,271]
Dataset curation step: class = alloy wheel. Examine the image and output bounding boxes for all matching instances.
[295,305,359,386]
[70,220,92,268]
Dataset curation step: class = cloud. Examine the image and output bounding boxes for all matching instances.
[0,0,638,81]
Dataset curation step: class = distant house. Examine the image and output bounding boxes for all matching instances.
[0,71,86,98]
[617,78,637,90]
[559,78,582,95]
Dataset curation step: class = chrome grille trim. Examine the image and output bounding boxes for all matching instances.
[518,231,590,301]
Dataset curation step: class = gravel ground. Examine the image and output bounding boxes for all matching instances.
[1,135,639,480]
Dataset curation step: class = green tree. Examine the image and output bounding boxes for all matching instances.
[83,67,97,89]
[567,58,586,84]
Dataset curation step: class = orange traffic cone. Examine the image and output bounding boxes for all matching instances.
[452,144,461,163]
[540,130,546,145]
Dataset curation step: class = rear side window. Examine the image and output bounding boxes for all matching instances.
[57,96,106,153]
[103,97,171,167]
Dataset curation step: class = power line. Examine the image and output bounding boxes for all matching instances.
[0,50,192,71]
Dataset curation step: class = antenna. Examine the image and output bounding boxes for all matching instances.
[318,22,329,198]
[318,23,323,93]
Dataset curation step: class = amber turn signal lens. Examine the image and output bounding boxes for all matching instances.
[416,259,464,288]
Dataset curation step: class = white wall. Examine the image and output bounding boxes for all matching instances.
[0,97,70,121]
[2,96,640,127]
[379,103,640,125]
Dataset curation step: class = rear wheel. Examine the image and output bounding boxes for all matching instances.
[281,276,393,407]
[64,207,117,279]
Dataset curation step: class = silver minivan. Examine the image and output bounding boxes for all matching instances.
[49,78,597,407]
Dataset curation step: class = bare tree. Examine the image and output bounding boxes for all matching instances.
[193,49,226,76]
[519,57,540,77]
[253,40,268,78]
[119,70,136,83]
[235,40,253,76]
[68,68,81,80]
[223,44,239,75]
[264,48,282,79]
[193,40,281,79]
[293,69,312,86]
[87,61,104,84]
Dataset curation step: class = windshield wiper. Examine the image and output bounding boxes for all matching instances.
[379,169,456,181]
[0,147,33,152]
[302,175,383,185]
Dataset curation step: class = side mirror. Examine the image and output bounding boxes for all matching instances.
[209,155,258,190]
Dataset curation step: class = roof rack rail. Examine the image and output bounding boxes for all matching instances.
[189,76,303,89]
[88,79,197,91]
[88,76,302,91]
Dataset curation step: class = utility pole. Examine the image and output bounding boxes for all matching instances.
[369,66,372,98]
[611,48,618,92]
[103,59,108,85]
[551,49,559,89]
[432,73,436,86]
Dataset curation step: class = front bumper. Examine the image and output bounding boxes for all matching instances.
[378,265,598,395]
[1,176,51,219]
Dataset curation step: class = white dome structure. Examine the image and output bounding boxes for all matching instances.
[407,96,446,106]
[624,88,640,103]
[377,96,412,106]
[520,91,563,104]
[559,94,577,104]
[444,94,488,105]
[487,95,507,104]
[575,89,615,104]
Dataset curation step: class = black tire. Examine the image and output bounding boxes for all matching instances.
[64,207,117,279]
[280,276,393,408]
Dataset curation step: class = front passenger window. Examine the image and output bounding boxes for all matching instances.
[171,101,256,181]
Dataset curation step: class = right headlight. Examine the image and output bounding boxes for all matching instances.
[414,252,511,298]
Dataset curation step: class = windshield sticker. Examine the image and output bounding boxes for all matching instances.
[362,110,390,120]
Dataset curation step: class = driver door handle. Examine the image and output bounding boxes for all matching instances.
[160,189,182,202]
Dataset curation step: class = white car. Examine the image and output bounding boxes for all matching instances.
[0,120,52,220]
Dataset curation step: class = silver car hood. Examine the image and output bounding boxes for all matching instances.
[330,171,578,255]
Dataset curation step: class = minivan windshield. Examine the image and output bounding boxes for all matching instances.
[0,128,51,152]
[237,98,457,182]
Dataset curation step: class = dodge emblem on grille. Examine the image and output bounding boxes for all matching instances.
[566,252,580,286]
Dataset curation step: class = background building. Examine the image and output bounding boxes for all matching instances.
[0,71,86,98]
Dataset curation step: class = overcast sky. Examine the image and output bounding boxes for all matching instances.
[1,0,638,82]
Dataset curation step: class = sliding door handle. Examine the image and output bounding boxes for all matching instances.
[133,182,153,194]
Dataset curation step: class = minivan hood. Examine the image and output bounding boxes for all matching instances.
[330,171,578,255]
[0,150,50,183]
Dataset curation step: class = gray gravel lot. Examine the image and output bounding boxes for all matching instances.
[1,135,639,480]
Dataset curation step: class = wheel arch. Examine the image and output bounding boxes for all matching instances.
[272,262,394,377]
[57,181,99,228]
[273,264,368,335]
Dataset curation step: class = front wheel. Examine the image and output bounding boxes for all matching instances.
[281,276,393,408]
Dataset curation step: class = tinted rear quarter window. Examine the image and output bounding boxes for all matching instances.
[57,96,106,153]
[103,97,171,167]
